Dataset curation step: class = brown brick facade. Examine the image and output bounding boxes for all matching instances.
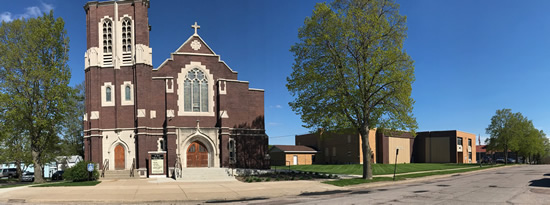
[83,0,268,177]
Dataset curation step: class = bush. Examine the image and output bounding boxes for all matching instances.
[63,161,99,182]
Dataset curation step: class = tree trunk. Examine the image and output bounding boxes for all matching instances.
[504,144,508,165]
[15,160,22,181]
[359,125,373,179]
[32,149,45,183]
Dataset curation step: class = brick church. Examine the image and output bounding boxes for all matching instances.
[83,0,268,178]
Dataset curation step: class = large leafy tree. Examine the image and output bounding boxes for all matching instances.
[60,82,85,157]
[287,0,417,179]
[0,11,73,183]
[485,109,519,164]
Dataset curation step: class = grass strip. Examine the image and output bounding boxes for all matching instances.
[32,181,101,187]
[272,163,483,176]
[324,165,500,187]
[0,184,30,189]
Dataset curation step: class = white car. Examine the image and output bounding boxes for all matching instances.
[21,172,34,182]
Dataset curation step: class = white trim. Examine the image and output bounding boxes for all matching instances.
[90,111,99,120]
[218,78,249,84]
[101,82,115,107]
[154,35,237,74]
[120,81,134,106]
[150,110,156,119]
[177,61,215,117]
[282,151,318,153]
[249,88,265,92]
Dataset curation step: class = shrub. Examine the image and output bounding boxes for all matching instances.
[255,177,262,182]
[63,161,100,182]
[265,178,271,182]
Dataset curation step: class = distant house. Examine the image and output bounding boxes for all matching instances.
[295,129,414,164]
[413,130,477,163]
[55,155,83,170]
[269,145,317,166]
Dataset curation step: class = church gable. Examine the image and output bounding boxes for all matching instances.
[176,35,216,55]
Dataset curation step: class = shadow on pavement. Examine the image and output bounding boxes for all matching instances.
[543,173,550,176]
[206,197,269,203]
[299,190,351,196]
[529,178,550,188]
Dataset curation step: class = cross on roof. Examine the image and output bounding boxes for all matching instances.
[191,22,200,35]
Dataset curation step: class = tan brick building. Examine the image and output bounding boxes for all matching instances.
[413,130,477,163]
[295,129,415,164]
[83,0,268,178]
[269,145,317,166]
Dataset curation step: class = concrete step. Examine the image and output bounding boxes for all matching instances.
[102,170,137,179]
[178,168,236,182]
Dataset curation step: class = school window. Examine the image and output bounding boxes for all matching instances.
[468,139,472,146]
[457,137,463,146]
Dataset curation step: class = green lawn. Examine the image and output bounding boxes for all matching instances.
[272,163,481,175]
[324,165,499,186]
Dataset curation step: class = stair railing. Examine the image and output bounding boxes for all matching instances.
[101,159,109,178]
[130,158,136,177]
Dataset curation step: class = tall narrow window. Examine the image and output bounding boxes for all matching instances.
[106,87,112,102]
[103,20,112,53]
[121,18,132,64]
[184,68,208,112]
[125,85,131,101]
[102,19,113,66]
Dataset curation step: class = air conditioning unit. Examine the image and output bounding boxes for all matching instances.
[457,145,463,152]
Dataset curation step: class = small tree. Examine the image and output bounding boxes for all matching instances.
[287,0,417,179]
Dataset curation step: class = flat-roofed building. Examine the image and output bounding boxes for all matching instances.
[413,130,476,163]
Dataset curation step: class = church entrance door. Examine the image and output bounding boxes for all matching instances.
[115,144,125,170]
[187,141,208,167]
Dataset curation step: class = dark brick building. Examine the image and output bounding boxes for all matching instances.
[83,0,268,178]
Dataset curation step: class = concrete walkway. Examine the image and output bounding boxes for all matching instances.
[0,165,510,204]
[0,178,339,204]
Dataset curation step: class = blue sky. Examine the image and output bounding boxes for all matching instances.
[2,0,549,145]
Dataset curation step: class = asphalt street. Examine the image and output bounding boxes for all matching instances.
[242,165,550,205]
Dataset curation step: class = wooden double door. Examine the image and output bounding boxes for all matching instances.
[187,141,209,167]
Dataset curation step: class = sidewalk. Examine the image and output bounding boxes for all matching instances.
[0,164,510,204]
[0,178,340,204]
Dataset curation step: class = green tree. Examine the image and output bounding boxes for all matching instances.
[0,123,32,181]
[287,0,417,179]
[60,82,85,157]
[0,11,73,183]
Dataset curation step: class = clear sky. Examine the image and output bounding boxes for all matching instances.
[2,0,549,146]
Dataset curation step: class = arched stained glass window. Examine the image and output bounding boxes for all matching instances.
[125,85,131,101]
[184,68,208,112]
[106,87,112,102]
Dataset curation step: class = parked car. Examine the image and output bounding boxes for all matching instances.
[507,158,516,163]
[52,170,64,180]
[21,172,34,182]
[0,168,18,178]
[495,158,505,163]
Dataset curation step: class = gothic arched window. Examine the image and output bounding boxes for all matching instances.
[125,85,131,101]
[184,68,208,112]
[122,18,132,52]
[102,19,112,53]
[106,87,112,102]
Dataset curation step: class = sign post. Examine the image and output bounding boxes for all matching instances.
[393,148,399,181]
[87,163,94,181]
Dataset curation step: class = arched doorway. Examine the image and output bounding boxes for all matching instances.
[114,144,125,170]
[187,141,208,167]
